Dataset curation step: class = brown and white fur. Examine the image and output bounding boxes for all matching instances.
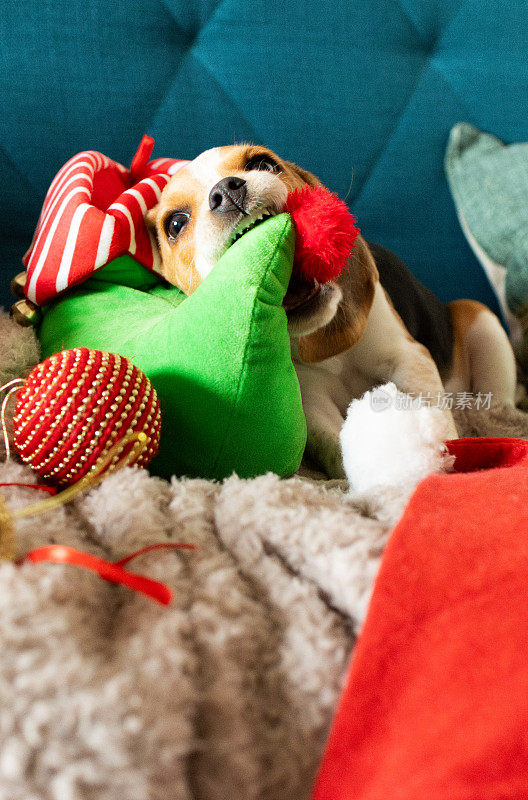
[146,144,517,479]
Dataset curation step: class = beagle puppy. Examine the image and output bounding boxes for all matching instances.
[146,145,517,478]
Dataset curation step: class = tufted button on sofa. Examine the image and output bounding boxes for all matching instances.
[1,0,528,313]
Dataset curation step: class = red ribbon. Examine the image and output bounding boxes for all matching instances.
[20,542,195,605]
[129,134,155,182]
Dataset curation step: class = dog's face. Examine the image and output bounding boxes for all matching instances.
[147,144,378,357]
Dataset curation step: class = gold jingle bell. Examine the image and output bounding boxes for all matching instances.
[9,273,41,327]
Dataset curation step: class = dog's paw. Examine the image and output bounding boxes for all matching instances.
[340,382,455,493]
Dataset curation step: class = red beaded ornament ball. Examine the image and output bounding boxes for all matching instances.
[13,348,161,485]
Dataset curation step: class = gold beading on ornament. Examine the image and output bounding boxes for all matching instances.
[14,351,81,428]
[16,358,92,450]
[29,359,117,470]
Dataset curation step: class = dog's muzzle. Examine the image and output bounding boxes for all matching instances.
[207,177,322,313]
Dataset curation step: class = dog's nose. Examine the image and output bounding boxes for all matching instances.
[209,177,247,213]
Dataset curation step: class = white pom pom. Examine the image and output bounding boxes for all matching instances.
[340,383,455,493]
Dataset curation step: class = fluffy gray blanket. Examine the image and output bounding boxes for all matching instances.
[1,312,528,800]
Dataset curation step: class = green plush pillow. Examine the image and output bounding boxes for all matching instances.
[38,214,307,480]
[444,123,528,360]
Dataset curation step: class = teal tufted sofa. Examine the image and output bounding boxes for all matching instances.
[1,0,528,315]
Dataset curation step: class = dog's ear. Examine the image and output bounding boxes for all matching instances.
[283,161,323,188]
[298,236,379,362]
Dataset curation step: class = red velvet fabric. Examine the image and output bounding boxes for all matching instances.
[312,437,528,800]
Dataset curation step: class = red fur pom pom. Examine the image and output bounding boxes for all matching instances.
[285,186,359,283]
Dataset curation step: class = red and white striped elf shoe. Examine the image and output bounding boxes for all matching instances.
[23,135,188,306]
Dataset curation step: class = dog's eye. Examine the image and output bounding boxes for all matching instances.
[164,212,189,241]
[244,155,279,173]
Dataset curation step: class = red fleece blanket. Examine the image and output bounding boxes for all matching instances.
[312,437,528,800]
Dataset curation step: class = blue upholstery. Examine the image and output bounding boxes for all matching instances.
[1,0,528,315]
